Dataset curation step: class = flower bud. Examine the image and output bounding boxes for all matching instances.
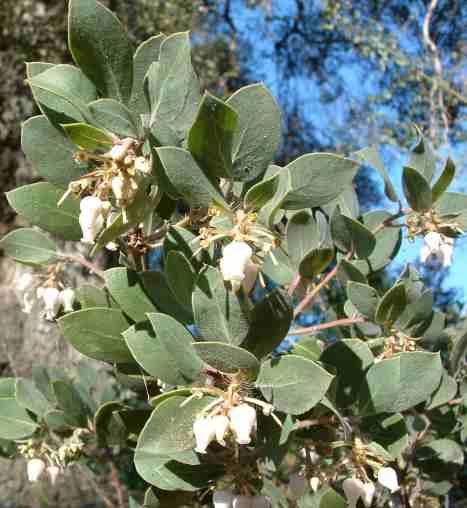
[109,144,127,161]
[111,175,138,205]
[220,241,253,284]
[40,287,61,321]
[79,196,106,244]
[288,472,308,499]
[27,458,45,482]
[134,156,151,175]
[309,477,320,493]
[193,417,216,454]
[361,482,376,507]
[228,403,257,445]
[377,467,399,493]
[213,489,234,508]
[342,478,365,508]
[60,288,75,313]
[212,415,230,446]
[232,495,252,508]
[47,465,60,485]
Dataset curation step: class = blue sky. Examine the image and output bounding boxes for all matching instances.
[224,0,467,312]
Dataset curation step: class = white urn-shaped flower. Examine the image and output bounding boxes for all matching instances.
[220,241,253,287]
[27,458,46,482]
[378,467,399,493]
[60,288,75,313]
[193,416,216,454]
[228,403,257,445]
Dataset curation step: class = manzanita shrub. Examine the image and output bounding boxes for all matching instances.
[1,0,466,506]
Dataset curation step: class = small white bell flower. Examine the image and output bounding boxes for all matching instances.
[288,472,308,499]
[134,156,151,175]
[251,496,270,508]
[342,478,365,508]
[111,174,138,205]
[420,232,454,267]
[27,458,46,482]
[220,241,253,287]
[213,489,234,508]
[309,477,320,493]
[38,287,61,321]
[46,465,60,485]
[212,415,230,446]
[232,495,252,508]
[193,417,216,454]
[109,144,128,161]
[228,403,257,445]
[361,482,376,507]
[377,467,399,493]
[59,288,75,313]
[79,196,106,244]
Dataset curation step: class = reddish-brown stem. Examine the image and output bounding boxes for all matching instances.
[294,263,340,317]
[65,255,105,279]
[288,273,301,296]
[289,316,365,337]
[295,416,337,430]
[110,464,125,508]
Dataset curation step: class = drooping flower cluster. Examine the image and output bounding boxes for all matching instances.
[36,286,75,321]
[193,403,257,453]
[342,467,399,507]
[26,459,61,485]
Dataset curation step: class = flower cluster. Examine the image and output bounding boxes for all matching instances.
[36,286,75,320]
[63,137,152,247]
[194,403,257,453]
[342,468,399,508]
[26,458,61,485]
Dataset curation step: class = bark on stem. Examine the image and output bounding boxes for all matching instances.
[289,316,365,337]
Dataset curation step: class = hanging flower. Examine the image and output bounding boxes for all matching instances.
[60,288,75,313]
[134,156,151,175]
[219,241,253,289]
[420,231,454,267]
[47,465,60,485]
[288,472,308,499]
[111,174,138,206]
[213,489,234,508]
[37,287,61,321]
[309,477,320,493]
[79,196,107,244]
[228,403,257,445]
[27,458,46,482]
[212,415,230,446]
[342,478,365,508]
[361,482,376,507]
[377,467,399,493]
[108,144,128,162]
[193,417,216,454]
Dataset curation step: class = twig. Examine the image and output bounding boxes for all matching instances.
[110,464,125,508]
[423,0,450,144]
[288,316,365,337]
[288,273,301,296]
[64,255,105,279]
[295,416,337,430]
[78,465,115,508]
